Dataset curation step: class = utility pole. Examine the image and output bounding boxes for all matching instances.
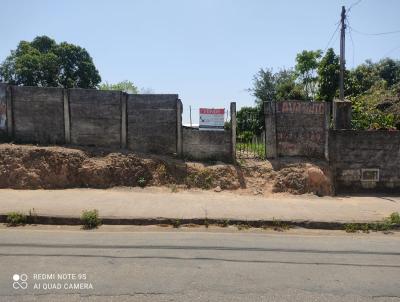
[189,105,192,127]
[339,5,346,101]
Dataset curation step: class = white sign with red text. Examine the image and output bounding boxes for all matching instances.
[199,108,225,131]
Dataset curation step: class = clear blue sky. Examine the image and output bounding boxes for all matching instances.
[1,0,399,124]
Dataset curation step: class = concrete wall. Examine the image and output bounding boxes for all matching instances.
[0,84,180,155]
[265,101,330,158]
[329,130,400,193]
[0,84,7,140]
[69,89,122,147]
[127,94,179,155]
[12,86,65,144]
[182,127,232,162]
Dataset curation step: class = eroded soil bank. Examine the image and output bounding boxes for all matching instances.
[0,144,333,196]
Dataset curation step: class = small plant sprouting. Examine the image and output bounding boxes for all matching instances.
[172,219,181,228]
[170,184,178,193]
[137,177,147,188]
[220,219,229,227]
[6,212,27,226]
[81,209,101,229]
[389,212,400,225]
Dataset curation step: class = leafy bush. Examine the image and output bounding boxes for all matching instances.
[6,212,27,226]
[81,209,101,229]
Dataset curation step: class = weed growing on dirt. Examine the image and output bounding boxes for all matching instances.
[81,209,101,229]
[172,219,181,228]
[170,184,178,193]
[236,223,250,231]
[137,177,147,188]
[272,218,290,231]
[219,219,230,227]
[344,213,400,233]
[156,164,168,182]
[390,212,400,224]
[6,212,27,226]
[186,169,214,189]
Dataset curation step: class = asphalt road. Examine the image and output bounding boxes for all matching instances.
[1,226,400,301]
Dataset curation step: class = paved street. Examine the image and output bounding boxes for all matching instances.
[0,226,399,301]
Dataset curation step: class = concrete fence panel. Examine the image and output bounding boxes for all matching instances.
[69,89,122,147]
[265,101,330,158]
[127,94,178,154]
[329,130,400,193]
[12,86,65,144]
[182,127,232,162]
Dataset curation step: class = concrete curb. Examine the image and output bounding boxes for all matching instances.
[0,214,385,230]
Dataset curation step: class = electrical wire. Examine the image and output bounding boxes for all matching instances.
[323,20,341,52]
[349,25,400,36]
[346,20,356,68]
[347,0,363,13]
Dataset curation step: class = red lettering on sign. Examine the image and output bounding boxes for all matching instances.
[199,108,225,114]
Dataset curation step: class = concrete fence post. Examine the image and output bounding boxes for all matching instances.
[230,102,236,163]
[176,99,183,156]
[6,85,13,139]
[324,102,331,161]
[333,99,352,130]
[265,101,277,158]
[63,89,71,144]
[121,92,127,149]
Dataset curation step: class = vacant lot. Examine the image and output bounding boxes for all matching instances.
[0,144,333,195]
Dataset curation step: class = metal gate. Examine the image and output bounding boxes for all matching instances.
[236,107,265,159]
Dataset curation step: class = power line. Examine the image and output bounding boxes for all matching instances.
[323,20,341,52]
[349,25,400,36]
[346,20,356,68]
[384,44,400,57]
[347,0,363,13]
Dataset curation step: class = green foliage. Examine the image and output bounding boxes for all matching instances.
[6,212,27,226]
[295,49,322,100]
[81,209,101,229]
[350,82,397,130]
[389,212,400,224]
[137,177,147,188]
[251,68,306,105]
[0,35,101,88]
[317,48,340,102]
[344,213,400,233]
[236,106,264,135]
[252,68,276,104]
[99,80,138,94]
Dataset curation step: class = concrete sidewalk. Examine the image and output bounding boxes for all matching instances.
[0,188,399,225]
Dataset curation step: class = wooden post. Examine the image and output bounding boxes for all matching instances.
[121,92,127,148]
[63,89,71,144]
[265,102,277,158]
[176,99,183,156]
[6,85,13,139]
[230,102,236,163]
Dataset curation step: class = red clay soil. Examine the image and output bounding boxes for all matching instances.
[0,144,333,196]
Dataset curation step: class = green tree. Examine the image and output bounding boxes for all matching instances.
[275,69,306,101]
[0,35,101,88]
[99,80,138,94]
[252,68,276,105]
[251,68,305,104]
[316,48,340,102]
[295,49,322,100]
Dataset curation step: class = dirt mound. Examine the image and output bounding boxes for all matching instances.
[272,161,333,196]
[0,144,333,195]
